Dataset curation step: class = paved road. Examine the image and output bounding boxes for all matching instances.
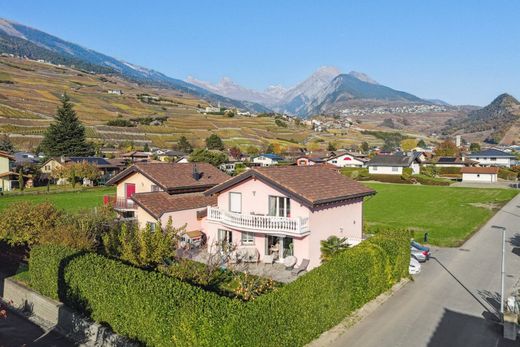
[328,193,520,347]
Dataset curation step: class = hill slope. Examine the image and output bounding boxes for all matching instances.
[0,18,270,113]
[444,93,520,144]
[0,57,381,152]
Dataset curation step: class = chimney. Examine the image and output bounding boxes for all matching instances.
[192,164,201,181]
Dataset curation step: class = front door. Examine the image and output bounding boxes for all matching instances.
[125,183,136,199]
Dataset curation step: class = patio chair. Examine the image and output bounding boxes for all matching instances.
[291,258,310,276]
[283,256,297,270]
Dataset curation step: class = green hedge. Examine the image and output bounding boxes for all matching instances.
[28,229,409,347]
[412,174,452,186]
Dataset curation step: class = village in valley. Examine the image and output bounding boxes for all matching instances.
[1,3,520,347]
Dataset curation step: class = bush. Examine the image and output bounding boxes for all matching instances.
[27,229,409,347]
[499,168,518,180]
[412,174,451,186]
[369,174,411,184]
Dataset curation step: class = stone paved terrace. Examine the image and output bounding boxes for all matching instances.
[178,248,300,283]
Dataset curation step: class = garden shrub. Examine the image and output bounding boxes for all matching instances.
[499,168,518,180]
[369,174,411,184]
[438,167,461,175]
[27,229,409,347]
[412,174,451,186]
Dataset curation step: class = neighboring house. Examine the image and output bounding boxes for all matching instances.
[40,157,120,184]
[155,150,185,162]
[219,161,245,175]
[204,165,375,270]
[460,167,498,183]
[105,162,229,220]
[295,156,326,166]
[326,151,368,168]
[425,156,478,168]
[176,156,189,163]
[0,151,17,192]
[121,151,152,163]
[14,152,39,166]
[466,149,517,168]
[253,154,284,167]
[107,89,123,95]
[367,153,421,175]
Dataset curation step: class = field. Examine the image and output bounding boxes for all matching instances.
[0,186,115,212]
[363,183,518,247]
[0,56,393,152]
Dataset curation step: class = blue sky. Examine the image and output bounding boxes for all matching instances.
[1,0,519,105]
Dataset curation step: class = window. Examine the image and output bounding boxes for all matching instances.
[392,167,399,172]
[229,192,242,213]
[372,166,378,171]
[218,229,233,243]
[332,160,337,164]
[241,231,254,245]
[490,157,497,161]
[268,196,291,217]
[477,174,480,178]
[151,184,161,192]
[146,222,157,232]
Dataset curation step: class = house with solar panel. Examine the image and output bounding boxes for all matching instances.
[466,149,517,168]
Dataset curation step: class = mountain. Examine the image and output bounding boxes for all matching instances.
[444,93,520,144]
[277,66,340,115]
[0,18,270,113]
[302,73,426,116]
[186,76,285,106]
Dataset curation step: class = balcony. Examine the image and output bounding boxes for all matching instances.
[207,206,310,236]
[103,195,136,210]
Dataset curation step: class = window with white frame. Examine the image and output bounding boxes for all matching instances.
[241,231,254,245]
[147,222,157,232]
[372,166,378,171]
[218,229,233,243]
[392,166,399,172]
[229,192,242,213]
[268,196,291,217]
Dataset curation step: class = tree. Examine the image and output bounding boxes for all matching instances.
[177,136,193,154]
[361,141,369,153]
[264,143,275,154]
[327,142,337,151]
[400,139,418,152]
[320,236,349,263]
[435,140,459,156]
[417,139,427,148]
[18,169,24,191]
[229,146,242,159]
[143,143,150,152]
[205,134,224,151]
[189,148,228,167]
[469,142,481,152]
[0,134,15,153]
[40,94,94,156]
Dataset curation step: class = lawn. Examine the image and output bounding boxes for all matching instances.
[0,186,115,212]
[363,183,518,247]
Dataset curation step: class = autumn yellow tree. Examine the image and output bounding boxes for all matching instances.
[400,139,418,151]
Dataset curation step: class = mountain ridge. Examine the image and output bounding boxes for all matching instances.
[0,18,271,113]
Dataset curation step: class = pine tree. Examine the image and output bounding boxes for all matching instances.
[205,134,224,150]
[177,136,193,153]
[40,93,94,157]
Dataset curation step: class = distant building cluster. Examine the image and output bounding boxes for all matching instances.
[340,104,447,116]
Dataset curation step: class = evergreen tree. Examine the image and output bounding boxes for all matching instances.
[0,134,15,154]
[40,93,94,157]
[417,139,427,148]
[327,142,337,151]
[177,136,193,153]
[361,141,369,153]
[143,142,150,152]
[205,134,225,151]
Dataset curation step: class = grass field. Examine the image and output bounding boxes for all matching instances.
[0,186,115,212]
[363,183,518,247]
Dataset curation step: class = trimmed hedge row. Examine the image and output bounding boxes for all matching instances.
[28,229,409,347]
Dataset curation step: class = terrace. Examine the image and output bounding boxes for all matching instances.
[207,206,310,236]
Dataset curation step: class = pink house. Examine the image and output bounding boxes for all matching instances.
[204,165,375,270]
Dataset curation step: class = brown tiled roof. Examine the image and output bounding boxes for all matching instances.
[460,167,499,174]
[205,165,375,209]
[106,162,229,192]
[132,192,216,219]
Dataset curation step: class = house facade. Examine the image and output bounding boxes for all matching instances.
[367,153,421,175]
[253,154,284,167]
[105,162,229,221]
[460,167,498,183]
[0,151,16,191]
[326,152,367,168]
[424,156,477,168]
[466,149,516,168]
[204,165,375,270]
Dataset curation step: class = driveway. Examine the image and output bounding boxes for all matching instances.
[327,192,520,347]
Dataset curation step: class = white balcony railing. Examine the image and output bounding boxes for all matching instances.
[207,206,310,236]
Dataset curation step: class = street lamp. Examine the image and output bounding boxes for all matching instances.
[492,225,506,321]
